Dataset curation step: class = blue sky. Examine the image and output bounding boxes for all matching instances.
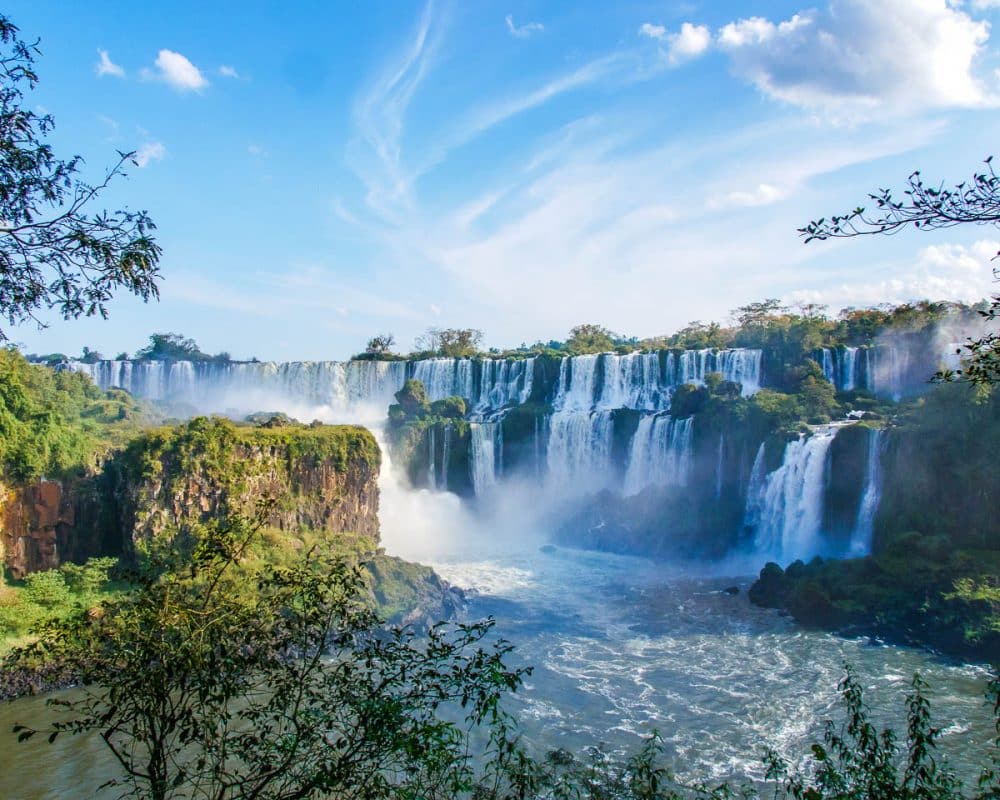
[8,0,1000,360]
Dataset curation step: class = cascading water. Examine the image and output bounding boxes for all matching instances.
[597,353,669,411]
[623,415,693,495]
[745,425,841,564]
[816,346,873,393]
[849,427,884,555]
[66,348,764,499]
[470,422,499,496]
[553,354,599,411]
[440,425,452,491]
[546,410,614,490]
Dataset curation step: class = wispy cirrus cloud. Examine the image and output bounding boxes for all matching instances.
[505,15,543,39]
[134,141,166,167]
[348,1,441,220]
[95,49,125,78]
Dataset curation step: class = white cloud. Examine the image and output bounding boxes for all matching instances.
[134,141,166,167]
[95,49,125,78]
[505,14,544,38]
[785,240,1000,309]
[669,22,712,63]
[639,23,667,40]
[144,49,209,91]
[709,182,785,209]
[918,240,999,272]
[640,21,712,63]
[716,1,994,113]
[219,65,239,78]
[247,143,265,156]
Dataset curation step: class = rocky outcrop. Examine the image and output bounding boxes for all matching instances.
[110,417,381,556]
[1,417,382,575]
[1,480,72,578]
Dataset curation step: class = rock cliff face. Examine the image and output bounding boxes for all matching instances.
[1,480,72,578]
[0,417,382,575]
[110,417,381,556]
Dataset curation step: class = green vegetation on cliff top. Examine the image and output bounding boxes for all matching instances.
[0,348,152,482]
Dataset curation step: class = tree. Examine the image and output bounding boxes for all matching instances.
[8,511,527,800]
[79,346,102,364]
[801,158,1000,385]
[733,299,787,329]
[565,323,616,354]
[0,16,161,341]
[365,333,396,356]
[135,332,206,361]
[415,327,484,358]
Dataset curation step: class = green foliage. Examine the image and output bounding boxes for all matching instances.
[0,347,148,481]
[0,557,119,645]
[430,395,466,419]
[394,378,431,416]
[7,512,527,800]
[135,332,220,361]
[414,327,484,358]
[10,521,1000,799]
[0,14,161,341]
[566,323,617,354]
[670,383,708,418]
[764,668,965,800]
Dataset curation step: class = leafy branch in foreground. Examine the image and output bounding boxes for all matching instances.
[7,510,527,800]
[799,158,1000,242]
[0,14,161,340]
[800,157,1000,386]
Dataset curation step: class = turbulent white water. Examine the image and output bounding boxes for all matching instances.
[378,505,995,785]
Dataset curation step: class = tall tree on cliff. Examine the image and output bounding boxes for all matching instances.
[800,158,999,384]
[0,15,161,342]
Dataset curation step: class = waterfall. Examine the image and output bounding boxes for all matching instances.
[819,348,836,385]
[743,443,767,531]
[440,425,452,491]
[716,349,763,395]
[427,426,437,489]
[474,358,535,414]
[411,358,470,402]
[746,425,840,564]
[849,428,884,555]
[597,353,669,410]
[841,347,857,391]
[622,414,693,495]
[546,410,614,490]
[553,355,599,411]
[675,348,761,396]
[469,422,498,496]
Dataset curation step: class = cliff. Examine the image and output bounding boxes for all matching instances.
[1,416,382,576]
[109,416,381,556]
